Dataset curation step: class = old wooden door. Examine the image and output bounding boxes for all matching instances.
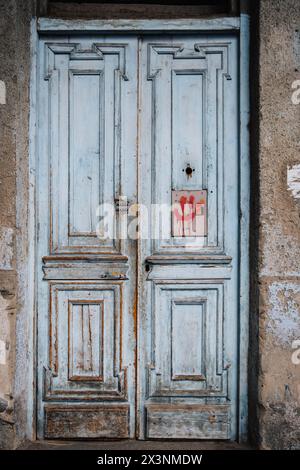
[37,33,240,440]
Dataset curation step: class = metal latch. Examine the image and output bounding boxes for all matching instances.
[114,196,129,213]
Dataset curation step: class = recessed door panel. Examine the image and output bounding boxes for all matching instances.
[172,72,204,190]
[147,283,226,398]
[44,41,133,253]
[69,71,102,237]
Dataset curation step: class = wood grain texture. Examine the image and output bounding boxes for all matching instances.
[146,404,230,439]
[38,17,241,32]
[44,405,130,439]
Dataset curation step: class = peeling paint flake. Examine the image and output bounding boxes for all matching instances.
[0,340,6,365]
[267,283,300,346]
[287,164,300,199]
[0,227,14,270]
[0,80,6,104]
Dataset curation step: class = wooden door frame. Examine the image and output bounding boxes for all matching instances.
[28,13,250,442]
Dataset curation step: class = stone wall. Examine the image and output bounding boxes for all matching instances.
[0,0,35,449]
[253,0,300,450]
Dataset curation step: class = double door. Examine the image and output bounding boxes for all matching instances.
[37,33,240,439]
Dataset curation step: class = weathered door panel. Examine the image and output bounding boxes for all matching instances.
[137,35,239,439]
[37,35,138,439]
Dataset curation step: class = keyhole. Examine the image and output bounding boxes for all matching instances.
[184,164,195,178]
[182,164,195,178]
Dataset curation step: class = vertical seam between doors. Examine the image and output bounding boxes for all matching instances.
[135,34,142,439]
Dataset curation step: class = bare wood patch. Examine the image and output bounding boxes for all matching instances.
[146,404,230,439]
[44,405,130,439]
